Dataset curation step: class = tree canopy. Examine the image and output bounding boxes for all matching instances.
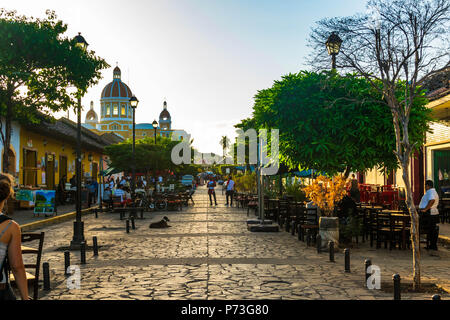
[236,70,432,176]
[0,9,109,170]
[105,136,200,176]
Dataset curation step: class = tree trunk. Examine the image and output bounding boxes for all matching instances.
[2,86,13,174]
[400,156,421,290]
[343,165,351,179]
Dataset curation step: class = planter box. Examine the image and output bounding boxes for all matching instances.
[319,216,339,249]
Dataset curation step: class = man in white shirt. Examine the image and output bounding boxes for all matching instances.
[225,176,235,206]
[418,180,440,250]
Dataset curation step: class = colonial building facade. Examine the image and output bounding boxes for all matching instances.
[83,66,186,141]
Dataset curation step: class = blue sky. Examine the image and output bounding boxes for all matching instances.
[2,0,368,154]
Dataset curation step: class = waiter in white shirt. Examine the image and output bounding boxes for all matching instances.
[418,180,440,250]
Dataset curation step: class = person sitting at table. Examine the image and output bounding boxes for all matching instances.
[348,174,361,203]
[123,187,131,204]
[102,186,112,209]
[0,173,30,300]
[57,175,67,205]
[70,175,76,189]
[418,180,440,250]
[113,186,126,205]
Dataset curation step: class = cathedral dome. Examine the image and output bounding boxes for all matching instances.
[101,66,133,99]
[85,101,98,123]
[159,101,171,120]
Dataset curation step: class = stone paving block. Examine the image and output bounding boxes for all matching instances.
[32,187,450,300]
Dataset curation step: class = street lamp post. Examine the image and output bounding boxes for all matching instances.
[130,95,139,201]
[325,32,342,70]
[151,120,158,192]
[152,120,158,144]
[70,33,88,250]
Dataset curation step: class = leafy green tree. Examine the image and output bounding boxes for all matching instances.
[237,71,431,177]
[105,136,200,180]
[0,9,108,171]
[307,0,448,290]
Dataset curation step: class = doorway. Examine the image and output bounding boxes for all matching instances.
[46,153,55,190]
[23,149,37,186]
[92,162,98,182]
[434,149,450,196]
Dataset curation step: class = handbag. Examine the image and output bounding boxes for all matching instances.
[0,284,17,301]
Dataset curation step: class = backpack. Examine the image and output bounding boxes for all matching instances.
[0,215,12,283]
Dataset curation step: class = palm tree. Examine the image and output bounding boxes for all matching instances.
[220,136,230,164]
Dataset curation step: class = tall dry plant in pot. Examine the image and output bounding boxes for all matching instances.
[303,175,348,248]
[303,175,347,216]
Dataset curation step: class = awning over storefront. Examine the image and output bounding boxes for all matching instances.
[100,167,121,176]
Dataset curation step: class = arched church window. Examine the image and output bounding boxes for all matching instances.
[106,105,111,116]
[113,104,119,116]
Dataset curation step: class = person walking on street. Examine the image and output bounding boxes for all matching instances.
[207,178,217,206]
[225,176,235,207]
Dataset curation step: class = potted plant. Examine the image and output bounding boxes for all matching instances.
[303,175,347,248]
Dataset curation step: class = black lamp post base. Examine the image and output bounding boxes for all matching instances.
[70,221,85,250]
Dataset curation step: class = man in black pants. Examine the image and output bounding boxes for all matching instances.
[418,180,440,250]
[225,176,235,207]
[207,178,217,206]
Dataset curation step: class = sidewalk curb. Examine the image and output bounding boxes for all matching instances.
[20,207,96,232]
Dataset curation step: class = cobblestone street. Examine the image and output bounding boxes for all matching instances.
[21,187,449,300]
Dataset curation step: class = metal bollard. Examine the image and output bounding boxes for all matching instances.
[393,274,401,300]
[365,259,372,286]
[131,216,136,230]
[285,219,290,232]
[93,236,99,256]
[316,234,322,254]
[306,230,311,246]
[291,221,296,236]
[126,219,130,233]
[329,241,335,262]
[432,294,441,300]
[344,249,351,273]
[64,251,70,276]
[80,241,86,264]
[43,262,51,291]
[95,209,98,219]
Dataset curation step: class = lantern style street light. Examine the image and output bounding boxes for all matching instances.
[152,120,158,144]
[130,95,139,200]
[325,32,342,70]
[70,32,88,250]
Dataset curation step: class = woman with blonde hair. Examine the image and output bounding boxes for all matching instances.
[0,173,29,300]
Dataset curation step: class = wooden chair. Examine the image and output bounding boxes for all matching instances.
[291,202,306,235]
[299,208,319,244]
[111,196,124,209]
[277,199,290,228]
[11,232,45,300]
[375,212,391,249]
[389,214,411,250]
[247,196,258,216]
